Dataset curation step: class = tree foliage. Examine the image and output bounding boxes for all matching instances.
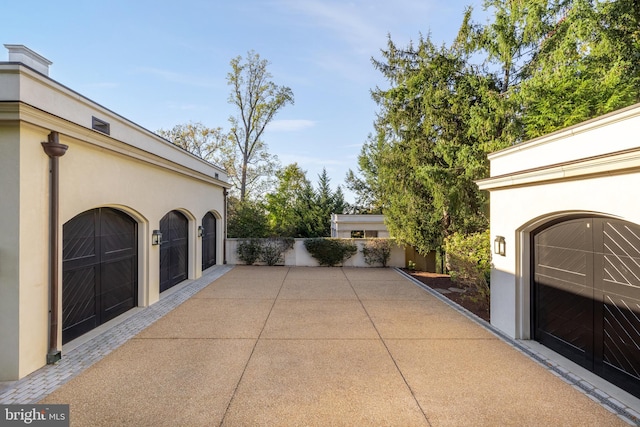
[519,0,640,137]
[157,122,229,165]
[349,0,640,256]
[364,33,509,254]
[265,164,311,236]
[226,197,269,238]
[265,165,347,238]
[228,50,294,201]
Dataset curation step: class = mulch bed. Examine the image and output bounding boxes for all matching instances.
[401,269,490,322]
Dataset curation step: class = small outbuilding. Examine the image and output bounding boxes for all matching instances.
[330,214,389,238]
[0,45,230,380]
[477,103,640,398]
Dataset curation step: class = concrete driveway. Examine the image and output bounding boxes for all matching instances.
[37,266,631,426]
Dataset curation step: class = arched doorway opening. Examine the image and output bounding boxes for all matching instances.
[202,212,217,271]
[532,216,640,397]
[160,210,189,292]
[62,207,137,343]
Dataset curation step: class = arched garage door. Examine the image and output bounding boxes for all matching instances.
[160,210,188,292]
[62,208,137,343]
[202,212,217,271]
[533,217,640,397]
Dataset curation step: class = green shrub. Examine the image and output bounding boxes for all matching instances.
[304,238,358,267]
[443,230,492,308]
[260,237,295,266]
[236,238,263,265]
[361,239,394,267]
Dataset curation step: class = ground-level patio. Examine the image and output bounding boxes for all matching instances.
[1,266,638,425]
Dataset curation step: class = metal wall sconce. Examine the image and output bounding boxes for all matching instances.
[198,226,204,237]
[152,230,162,246]
[494,236,506,256]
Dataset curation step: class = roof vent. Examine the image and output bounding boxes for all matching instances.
[4,44,52,76]
[92,116,110,135]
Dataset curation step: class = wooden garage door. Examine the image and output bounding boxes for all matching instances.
[62,208,137,343]
[159,210,188,292]
[533,217,640,397]
[202,212,217,271]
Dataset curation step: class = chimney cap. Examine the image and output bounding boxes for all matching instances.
[4,44,52,76]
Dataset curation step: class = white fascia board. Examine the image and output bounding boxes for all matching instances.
[477,148,640,191]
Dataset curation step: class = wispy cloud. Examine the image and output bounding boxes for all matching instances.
[267,119,316,132]
[83,82,119,89]
[134,67,219,88]
[278,0,384,55]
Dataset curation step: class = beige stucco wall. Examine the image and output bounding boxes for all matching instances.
[0,63,229,380]
[0,123,22,379]
[478,102,640,339]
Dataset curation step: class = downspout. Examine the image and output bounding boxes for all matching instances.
[223,188,228,264]
[41,131,68,364]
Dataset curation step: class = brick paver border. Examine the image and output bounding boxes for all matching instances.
[0,265,233,405]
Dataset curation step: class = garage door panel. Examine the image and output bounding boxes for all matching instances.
[536,279,592,357]
[601,295,640,399]
[535,221,590,249]
[160,211,188,292]
[63,208,137,344]
[100,258,136,319]
[202,212,216,270]
[604,256,640,289]
[63,211,97,262]
[603,222,640,255]
[62,266,97,341]
[534,217,640,398]
[536,248,588,284]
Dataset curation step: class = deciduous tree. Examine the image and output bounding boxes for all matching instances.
[157,122,232,170]
[228,51,294,201]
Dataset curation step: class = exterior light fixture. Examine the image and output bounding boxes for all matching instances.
[494,236,506,256]
[198,225,204,237]
[152,230,162,246]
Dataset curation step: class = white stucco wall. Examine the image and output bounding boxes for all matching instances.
[478,102,640,339]
[226,238,405,268]
[0,61,230,380]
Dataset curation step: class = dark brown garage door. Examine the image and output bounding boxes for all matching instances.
[160,210,188,292]
[533,217,640,397]
[202,212,217,271]
[62,208,137,343]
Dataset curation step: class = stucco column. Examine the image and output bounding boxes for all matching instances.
[41,131,68,364]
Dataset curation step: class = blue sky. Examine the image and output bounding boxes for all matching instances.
[4,0,484,202]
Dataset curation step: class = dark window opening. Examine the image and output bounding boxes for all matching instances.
[92,116,110,135]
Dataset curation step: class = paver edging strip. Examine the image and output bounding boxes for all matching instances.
[394,267,640,426]
[0,265,234,405]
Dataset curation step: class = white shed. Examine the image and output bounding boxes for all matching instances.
[330,214,389,238]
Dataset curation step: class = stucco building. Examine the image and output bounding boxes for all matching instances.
[0,45,229,380]
[478,103,640,398]
[330,214,389,238]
